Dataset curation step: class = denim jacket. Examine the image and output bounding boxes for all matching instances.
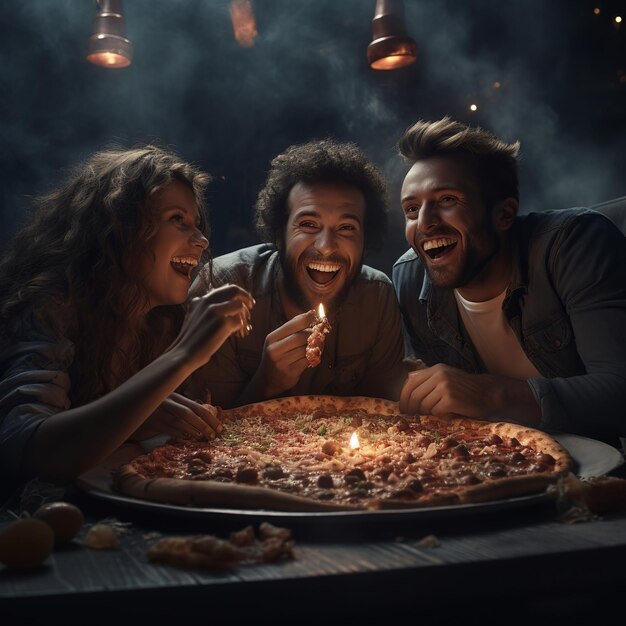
[392,208,626,445]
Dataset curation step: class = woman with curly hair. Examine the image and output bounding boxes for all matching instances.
[0,145,254,485]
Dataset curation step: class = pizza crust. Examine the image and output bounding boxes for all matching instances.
[115,467,358,511]
[219,395,400,419]
[489,422,572,474]
[458,474,558,504]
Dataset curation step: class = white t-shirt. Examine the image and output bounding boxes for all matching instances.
[454,288,540,380]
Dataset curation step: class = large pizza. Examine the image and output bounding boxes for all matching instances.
[114,395,573,511]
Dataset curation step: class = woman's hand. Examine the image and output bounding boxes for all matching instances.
[130,392,222,442]
[173,283,255,370]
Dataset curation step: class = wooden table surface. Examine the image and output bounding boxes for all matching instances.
[2,473,626,625]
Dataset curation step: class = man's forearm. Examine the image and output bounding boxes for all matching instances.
[528,372,626,436]
[236,371,283,407]
[488,375,542,426]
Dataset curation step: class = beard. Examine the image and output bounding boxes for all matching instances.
[420,217,501,290]
[278,248,360,315]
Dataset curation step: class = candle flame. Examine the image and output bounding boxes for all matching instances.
[318,303,326,319]
[229,0,257,47]
[349,431,360,450]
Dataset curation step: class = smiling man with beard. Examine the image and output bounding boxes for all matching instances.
[186,139,406,408]
[392,117,626,447]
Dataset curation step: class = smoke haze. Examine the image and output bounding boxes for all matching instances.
[1,0,624,274]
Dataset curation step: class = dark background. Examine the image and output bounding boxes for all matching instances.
[1,0,625,276]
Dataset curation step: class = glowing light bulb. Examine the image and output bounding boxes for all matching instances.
[86,0,132,69]
[229,0,257,47]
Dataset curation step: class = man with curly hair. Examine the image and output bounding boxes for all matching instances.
[186,139,406,408]
[392,117,626,447]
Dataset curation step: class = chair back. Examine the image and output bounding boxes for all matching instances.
[590,196,626,236]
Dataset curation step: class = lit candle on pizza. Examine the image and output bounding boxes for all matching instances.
[349,431,360,450]
[306,303,332,368]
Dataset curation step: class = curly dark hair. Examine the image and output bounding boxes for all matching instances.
[398,117,521,207]
[0,145,211,405]
[255,139,388,251]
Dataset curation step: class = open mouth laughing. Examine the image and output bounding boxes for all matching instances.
[422,237,458,260]
[306,260,342,286]
[170,255,199,278]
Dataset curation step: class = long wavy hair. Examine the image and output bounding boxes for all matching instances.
[0,145,211,405]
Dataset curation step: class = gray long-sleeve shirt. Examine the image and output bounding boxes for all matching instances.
[186,244,406,408]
